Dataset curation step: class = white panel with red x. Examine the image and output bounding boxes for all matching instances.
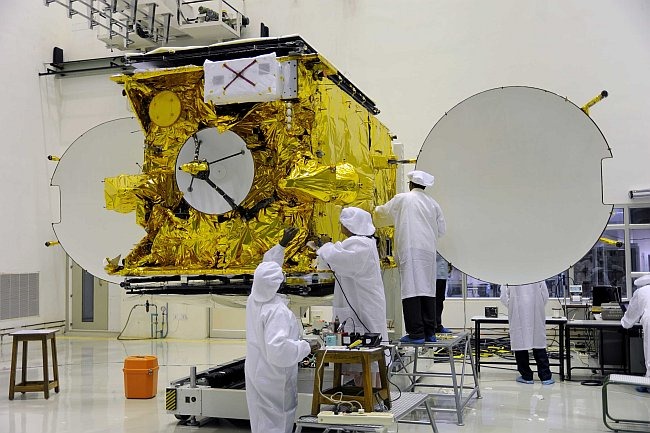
[203,52,281,104]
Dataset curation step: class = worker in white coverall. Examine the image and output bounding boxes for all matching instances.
[500,282,555,385]
[309,207,389,366]
[245,228,320,433]
[308,207,390,385]
[621,274,650,393]
[374,170,445,344]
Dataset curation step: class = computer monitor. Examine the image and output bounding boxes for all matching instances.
[592,285,621,306]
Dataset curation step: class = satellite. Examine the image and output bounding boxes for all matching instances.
[51,37,398,294]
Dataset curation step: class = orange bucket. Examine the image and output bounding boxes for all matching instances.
[123,355,159,399]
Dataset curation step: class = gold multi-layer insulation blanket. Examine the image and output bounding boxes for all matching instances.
[106,57,396,276]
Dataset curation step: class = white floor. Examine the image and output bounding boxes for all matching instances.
[0,334,649,433]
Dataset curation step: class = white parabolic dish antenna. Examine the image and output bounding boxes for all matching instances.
[175,128,254,215]
[417,87,612,285]
[51,118,146,284]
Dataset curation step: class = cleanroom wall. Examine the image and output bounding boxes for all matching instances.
[0,3,123,331]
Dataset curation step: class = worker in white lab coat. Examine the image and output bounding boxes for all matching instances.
[374,170,446,344]
[245,228,319,433]
[621,274,650,392]
[311,207,388,346]
[500,282,554,385]
[309,207,389,388]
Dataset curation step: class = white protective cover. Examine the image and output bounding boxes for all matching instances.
[204,52,281,104]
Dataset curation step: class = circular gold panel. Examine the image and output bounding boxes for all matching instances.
[149,90,181,127]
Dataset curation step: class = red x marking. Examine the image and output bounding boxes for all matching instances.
[223,59,257,90]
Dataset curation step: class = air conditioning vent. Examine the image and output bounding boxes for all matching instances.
[0,273,39,320]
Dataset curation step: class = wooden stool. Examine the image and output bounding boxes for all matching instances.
[8,329,60,400]
[311,346,390,415]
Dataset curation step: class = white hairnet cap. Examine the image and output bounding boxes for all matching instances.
[407,170,435,187]
[340,207,375,236]
[634,274,650,287]
[251,261,284,302]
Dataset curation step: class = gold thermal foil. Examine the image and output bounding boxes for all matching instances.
[104,174,147,213]
[179,160,209,176]
[149,90,182,127]
[105,54,397,277]
[279,161,359,204]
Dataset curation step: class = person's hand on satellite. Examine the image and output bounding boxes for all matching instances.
[279,227,299,247]
[306,234,332,251]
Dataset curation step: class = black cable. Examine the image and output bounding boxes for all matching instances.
[329,267,372,334]
[547,327,560,348]
[340,316,357,334]
[384,347,402,402]
[117,304,150,340]
[335,401,355,413]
